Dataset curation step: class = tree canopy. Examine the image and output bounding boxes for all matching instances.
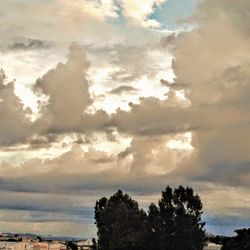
[156,186,205,250]
[94,186,205,250]
[221,228,250,250]
[95,190,147,250]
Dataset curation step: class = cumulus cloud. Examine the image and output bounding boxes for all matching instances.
[112,0,250,168]
[173,0,250,106]
[103,0,250,201]
[118,134,188,175]
[111,96,191,135]
[173,0,250,168]
[34,43,92,131]
[119,0,167,28]
[0,43,112,148]
[0,69,32,145]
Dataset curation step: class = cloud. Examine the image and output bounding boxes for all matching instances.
[118,134,188,175]
[106,0,250,206]
[0,69,32,145]
[0,43,113,148]
[159,33,177,50]
[6,37,53,51]
[160,79,187,91]
[155,0,250,201]
[111,97,191,135]
[110,85,138,94]
[0,220,94,237]
[0,137,191,195]
[173,1,250,150]
[0,37,54,53]
[0,0,119,45]
[119,0,167,28]
[105,0,250,184]
[109,43,173,82]
[1,145,250,235]
[173,0,250,106]
[34,43,92,132]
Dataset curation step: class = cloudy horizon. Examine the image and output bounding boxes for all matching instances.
[0,0,250,237]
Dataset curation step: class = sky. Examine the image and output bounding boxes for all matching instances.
[0,0,250,237]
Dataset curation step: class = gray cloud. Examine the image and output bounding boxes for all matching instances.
[110,45,147,82]
[160,79,188,90]
[159,33,177,50]
[6,37,53,51]
[171,0,250,172]
[110,85,138,95]
[34,43,92,132]
[0,69,32,145]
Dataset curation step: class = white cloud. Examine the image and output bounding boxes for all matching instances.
[119,0,167,28]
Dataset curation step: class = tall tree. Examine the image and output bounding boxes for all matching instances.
[95,197,109,250]
[95,187,205,250]
[146,203,162,250]
[159,186,205,250]
[158,186,176,249]
[95,190,147,250]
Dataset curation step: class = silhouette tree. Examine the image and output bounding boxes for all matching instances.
[95,197,109,250]
[91,238,97,250]
[67,241,77,250]
[221,228,250,250]
[158,186,176,249]
[146,203,162,250]
[36,236,43,242]
[95,190,147,250]
[95,186,205,250]
[158,186,206,250]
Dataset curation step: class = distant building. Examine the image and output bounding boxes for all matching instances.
[32,242,48,250]
[22,238,33,243]
[75,240,92,250]
[0,242,32,250]
[49,243,67,250]
[32,243,66,250]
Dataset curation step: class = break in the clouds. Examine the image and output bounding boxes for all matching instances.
[0,0,249,237]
